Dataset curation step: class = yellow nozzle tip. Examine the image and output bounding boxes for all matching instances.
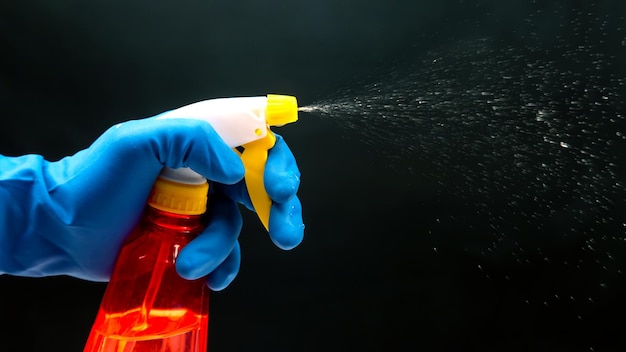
[266,94,298,126]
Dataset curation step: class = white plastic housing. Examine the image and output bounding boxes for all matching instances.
[156,96,269,148]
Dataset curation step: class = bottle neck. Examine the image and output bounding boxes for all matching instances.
[148,171,209,216]
[145,205,204,232]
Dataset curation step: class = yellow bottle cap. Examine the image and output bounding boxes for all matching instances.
[265,94,298,126]
[148,177,208,215]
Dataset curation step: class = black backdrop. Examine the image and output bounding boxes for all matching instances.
[1,1,625,351]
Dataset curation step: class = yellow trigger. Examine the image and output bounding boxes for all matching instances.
[240,130,276,230]
[240,94,298,231]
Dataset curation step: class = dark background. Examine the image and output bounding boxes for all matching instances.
[1,1,625,351]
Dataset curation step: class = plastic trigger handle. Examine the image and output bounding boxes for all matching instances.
[241,131,277,231]
[240,94,298,231]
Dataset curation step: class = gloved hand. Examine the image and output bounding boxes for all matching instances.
[0,116,304,291]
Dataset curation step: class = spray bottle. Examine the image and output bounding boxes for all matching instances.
[83,94,299,352]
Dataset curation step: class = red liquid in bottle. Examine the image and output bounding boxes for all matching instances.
[84,207,209,352]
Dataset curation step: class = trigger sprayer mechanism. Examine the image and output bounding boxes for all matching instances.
[155,94,299,230]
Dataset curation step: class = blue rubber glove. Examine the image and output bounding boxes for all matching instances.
[176,134,304,290]
[0,116,304,291]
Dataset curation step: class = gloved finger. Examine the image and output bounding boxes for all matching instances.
[212,182,305,250]
[264,134,301,203]
[159,118,245,185]
[175,194,242,280]
[268,195,304,250]
[132,117,245,185]
[206,241,241,291]
[211,134,300,209]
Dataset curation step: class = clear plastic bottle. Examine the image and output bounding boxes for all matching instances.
[84,169,210,352]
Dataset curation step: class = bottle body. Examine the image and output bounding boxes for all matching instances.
[84,206,209,352]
